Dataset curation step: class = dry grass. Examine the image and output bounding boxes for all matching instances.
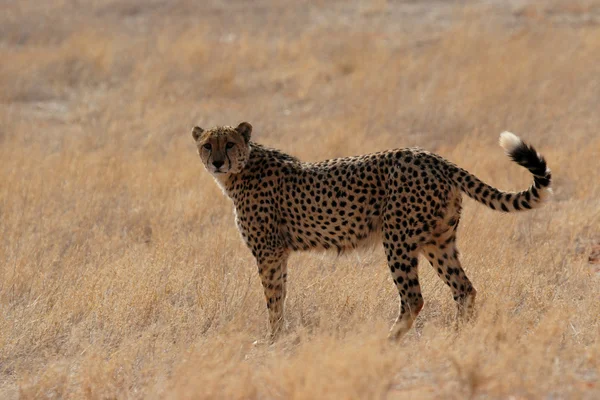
[1,0,599,398]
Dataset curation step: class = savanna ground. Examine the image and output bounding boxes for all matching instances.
[1,0,600,398]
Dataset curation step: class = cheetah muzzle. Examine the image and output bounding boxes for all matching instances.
[192,122,552,341]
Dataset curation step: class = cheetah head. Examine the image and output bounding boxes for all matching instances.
[192,122,252,176]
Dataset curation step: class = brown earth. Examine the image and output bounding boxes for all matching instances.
[1,0,599,398]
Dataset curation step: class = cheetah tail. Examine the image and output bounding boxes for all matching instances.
[456,132,552,212]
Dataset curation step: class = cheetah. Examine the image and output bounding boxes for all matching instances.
[191,122,552,340]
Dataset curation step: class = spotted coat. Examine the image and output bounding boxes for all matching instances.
[192,122,552,340]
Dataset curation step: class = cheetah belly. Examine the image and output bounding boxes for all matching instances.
[278,172,386,253]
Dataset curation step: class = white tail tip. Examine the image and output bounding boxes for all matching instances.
[499,131,522,154]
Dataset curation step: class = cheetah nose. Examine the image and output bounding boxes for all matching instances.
[213,160,224,169]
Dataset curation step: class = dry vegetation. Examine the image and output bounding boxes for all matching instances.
[1,0,600,398]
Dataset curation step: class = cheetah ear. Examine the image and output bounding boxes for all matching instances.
[192,126,204,141]
[235,122,252,143]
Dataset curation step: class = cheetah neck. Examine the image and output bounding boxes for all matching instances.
[211,172,233,196]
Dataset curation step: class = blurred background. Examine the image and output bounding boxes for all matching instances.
[1,1,599,398]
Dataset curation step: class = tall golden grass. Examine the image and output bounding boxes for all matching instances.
[1,0,599,398]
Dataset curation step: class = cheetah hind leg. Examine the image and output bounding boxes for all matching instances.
[422,240,477,327]
[383,240,424,340]
[388,295,424,341]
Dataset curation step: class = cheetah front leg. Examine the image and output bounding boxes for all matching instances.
[256,250,290,341]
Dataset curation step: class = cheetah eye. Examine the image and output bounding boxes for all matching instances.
[202,143,212,151]
[226,142,235,149]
